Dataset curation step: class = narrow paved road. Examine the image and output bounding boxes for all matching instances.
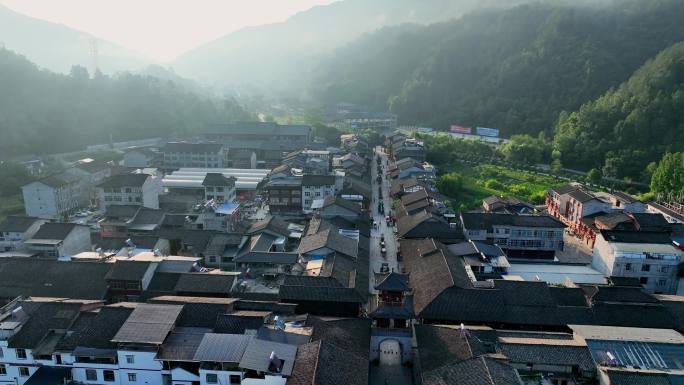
[369,145,400,294]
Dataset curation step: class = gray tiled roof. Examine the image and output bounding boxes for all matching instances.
[98,173,149,188]
[157,327,210,361]
[31,222,78,241]
[173,273,236,295]
[193,333,253,363]
[499,343,595,372]
[0,216,41,233]
[8,302,82,349]
[460,212,565,231]
[239,338,298,375]
[112,303,183,344]
[58,306,134,351]
[298,228,358,258]
[0,259,111,300]
[105,261,152,281]
[202,173,236,187]
[214,313,266,334]
[423,356,522,385]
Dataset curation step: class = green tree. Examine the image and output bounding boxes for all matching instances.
[650,152,684,196]
[436,172,463,197]
[311,123,340,145]
[500,134,551,165]
[587,168,602,185]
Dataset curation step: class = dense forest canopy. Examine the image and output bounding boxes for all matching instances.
[0,48,252,157]
[554,42,684,180]
[310,0,684,137]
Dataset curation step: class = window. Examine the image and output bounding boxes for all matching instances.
[625,263,632,271]
[209,256,217,263]
[128,373,137,382]
[16,348,27,359]
[661,266,670,273]
[0,364,5,375]
[125,188,132,193]
[0,347,3,358]
[125,355,135,364]
[19,367,29,377]
[86,369,98,381]
[640,277,649,284]
[642,264,651,272]
[230,374,242,384]
[103,370,115,382]
[659,279,668,287]
[206,373,218,384]
[135,197,141,203]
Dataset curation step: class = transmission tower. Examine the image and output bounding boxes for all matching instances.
[89,38,99,76]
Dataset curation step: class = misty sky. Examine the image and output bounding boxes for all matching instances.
[0,0,338,61]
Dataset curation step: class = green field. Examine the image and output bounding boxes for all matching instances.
[439,162,565,211]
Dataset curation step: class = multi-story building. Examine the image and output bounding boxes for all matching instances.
[546,185,645,246]
[203,122,311,168]
[21,172,87,219]
[0,216,46,252]
[24,222,92,259]
[97,173,161,210]
[592,230,683,293]
[301,175,338,214]
[265,177,302,216]
[65,160,113,206]
[202,173,237,202]
[460,212,566,259]
[122,148,161,168]
[163,142,225,169]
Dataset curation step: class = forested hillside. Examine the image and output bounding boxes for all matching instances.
[0,48,252,157]
[554,42,684,180]
[311,0,684,136]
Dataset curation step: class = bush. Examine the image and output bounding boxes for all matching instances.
[484,179,505,190]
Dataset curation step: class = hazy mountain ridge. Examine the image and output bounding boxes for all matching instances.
[171,0,524,91]
[0,3,150,74]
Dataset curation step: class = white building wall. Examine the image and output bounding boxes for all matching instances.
[61,226,93,257]
[22,182,59,219]
[142,178,161,209]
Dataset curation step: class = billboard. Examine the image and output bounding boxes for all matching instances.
[450,125,472,134]
[476,127,500,137]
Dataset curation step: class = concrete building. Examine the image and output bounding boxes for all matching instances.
[202,173,237,202]
[265,177,302,216]
[21,172,87,219]
[460,212,566,260]
[163,142,225,169]
[24,222,91,259]
[301,175,338,214]
[0,216,46,252]
[162,168,270,202]
[203,122,310,168]
[122,148,161,168]
[592,230,683,294]
[97,173,161,210]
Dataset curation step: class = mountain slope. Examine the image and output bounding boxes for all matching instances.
[172,0,521,91]
[0,3,149,74]
[554,42,684,180]
[309,0,684,136]
[0,48,252,157]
